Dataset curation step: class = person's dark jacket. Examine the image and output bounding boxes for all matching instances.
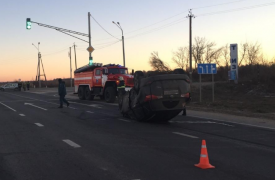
[58,81,67,96]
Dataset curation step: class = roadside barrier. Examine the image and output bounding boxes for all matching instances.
[195,140,215,169]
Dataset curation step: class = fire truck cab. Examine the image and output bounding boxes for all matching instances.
[74,63,134,103]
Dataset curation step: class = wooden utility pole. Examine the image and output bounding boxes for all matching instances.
[187,9,195,81]
[73,43,77,70]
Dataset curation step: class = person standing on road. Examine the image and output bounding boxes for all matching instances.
[22,81,26,91]
[26,81,30,90]
[18,81,22,91]
[58,79,69,108]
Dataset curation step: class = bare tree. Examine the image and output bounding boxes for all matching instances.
[238,41,261,66]
[213,48,223,67]
[222,44,230,70]
[238,42,248,66]
[172,47,189,70]
[192,37,223,68]
[192,37,206,67]
[247,42,261,65]
[149,52,171,72]
[258,54,269,65]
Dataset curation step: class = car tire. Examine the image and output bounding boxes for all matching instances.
[78,86,86,100]
[104,87,116,103]
[85,87,94,100]
[134,71,144,93]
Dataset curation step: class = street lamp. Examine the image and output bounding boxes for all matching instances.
[32,42,41,88]
[112,21,125,67]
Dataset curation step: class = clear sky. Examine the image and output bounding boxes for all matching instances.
[0,0,274,82]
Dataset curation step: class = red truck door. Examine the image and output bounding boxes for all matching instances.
[94,69,102,87]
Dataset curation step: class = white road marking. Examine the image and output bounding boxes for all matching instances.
[0,102,16,112]
[86,111,94,113]
[24,103,47,111]
[173,132,198,139]
[19,114,25,116]
[0,100,37,102]
[173,120,234,127]
[69,101,102,108]
[3,93,76,109]
[63,139,81,148]
[118,118,131,122]
[187,115,275,130]
[35,123,44,127]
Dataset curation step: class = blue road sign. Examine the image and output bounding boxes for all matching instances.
[230,71,236,80]
[197,63,217,74]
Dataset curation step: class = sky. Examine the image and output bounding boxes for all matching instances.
[0,0,274,82]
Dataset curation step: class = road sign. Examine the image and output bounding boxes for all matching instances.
[228,70,236,80]
[230,44,238,84]
[197,64,217,74]
[87,46,94,53]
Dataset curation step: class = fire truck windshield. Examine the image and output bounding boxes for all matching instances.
[108,68,128,74]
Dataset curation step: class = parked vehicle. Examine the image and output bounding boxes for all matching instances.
[0,83,19,91]
[119,69,191,122]
[74,63,134,103]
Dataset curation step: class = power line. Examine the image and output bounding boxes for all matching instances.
[192,0,248,10]
[43,47,69,57]
[76,40,121,51]
[125,11,188,35]
[127,18,188,39]
[90,14,120,40]
[96,40,121,50]
[87,11,188,42]
[197,2,275,17]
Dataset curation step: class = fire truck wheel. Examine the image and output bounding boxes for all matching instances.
[134,71,144,93]
[78,86,85,100]
[85,87,94,100]
[99,95,104,100]
[104,87,116,103]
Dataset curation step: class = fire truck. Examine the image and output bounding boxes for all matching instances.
[74,63,134,103]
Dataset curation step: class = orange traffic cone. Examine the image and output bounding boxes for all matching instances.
[195,140,215,169]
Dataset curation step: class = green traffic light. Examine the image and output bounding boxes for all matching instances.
[26,18,31,30]
[89,57,93,65]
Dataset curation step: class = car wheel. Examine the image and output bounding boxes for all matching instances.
[78,86,86,100]
[104,87,116,103]
[84,87,94,100]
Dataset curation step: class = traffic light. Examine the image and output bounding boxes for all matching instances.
[89,57,93,66]
[26,18,31,30]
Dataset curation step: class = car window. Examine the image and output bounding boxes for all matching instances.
[95,69,101,75]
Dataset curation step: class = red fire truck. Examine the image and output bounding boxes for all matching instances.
[74,63,134,103]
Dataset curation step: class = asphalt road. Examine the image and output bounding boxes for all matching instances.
[0,89,275,180]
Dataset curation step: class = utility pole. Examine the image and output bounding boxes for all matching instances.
[187,9,195,81]
[73,43,77,70]
[88,12,92,63]
[38,52,41,88]
[33,42,42,88]
[69,47,72,87]
[112,21,125,67]
[27,12,93,66]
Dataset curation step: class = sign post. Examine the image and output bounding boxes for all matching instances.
[198,63,217,102]
[230,44,238,84]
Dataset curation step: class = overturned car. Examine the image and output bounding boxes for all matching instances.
[118,69,191,122]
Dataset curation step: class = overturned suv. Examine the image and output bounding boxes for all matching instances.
[119,69,191,122]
